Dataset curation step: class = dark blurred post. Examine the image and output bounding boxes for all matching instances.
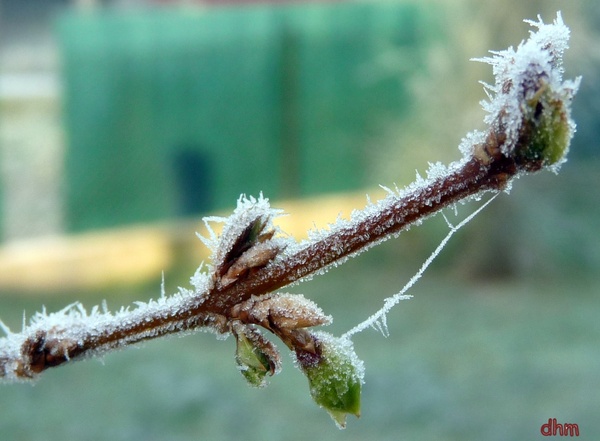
[172,147,213,217]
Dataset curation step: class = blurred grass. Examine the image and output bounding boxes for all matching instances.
[1,238,599,441]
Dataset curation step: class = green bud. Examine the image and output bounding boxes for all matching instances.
[517,82,575,170]
[296,332,364,429]
[233,323,280,388]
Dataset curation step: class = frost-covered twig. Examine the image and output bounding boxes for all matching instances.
[0,13,579,429]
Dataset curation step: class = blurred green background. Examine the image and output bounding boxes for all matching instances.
[1,0,600,440]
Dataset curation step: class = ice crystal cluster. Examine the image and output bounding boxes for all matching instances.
[467,12,580,171]
[199,194,291,289]
[0,13,579,430]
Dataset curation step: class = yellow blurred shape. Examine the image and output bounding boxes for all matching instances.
[0,190,385,293]
[0,227,173,292]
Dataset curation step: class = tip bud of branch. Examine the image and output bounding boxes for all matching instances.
[472,12,580,173]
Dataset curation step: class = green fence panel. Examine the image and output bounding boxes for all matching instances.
[284,3,423,194]
[58,2,436,232]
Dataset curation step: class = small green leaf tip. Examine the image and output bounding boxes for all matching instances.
[235,332,271,387]
[295,332,364,429]
[233,323,280,388]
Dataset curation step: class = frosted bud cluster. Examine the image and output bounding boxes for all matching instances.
[465,12,580,171]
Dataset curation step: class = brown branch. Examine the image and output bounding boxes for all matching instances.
[207,152,516,312]
[0,14,579,383]
[10,135,519,378]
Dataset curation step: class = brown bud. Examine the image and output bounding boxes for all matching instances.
[231,293,332,334]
